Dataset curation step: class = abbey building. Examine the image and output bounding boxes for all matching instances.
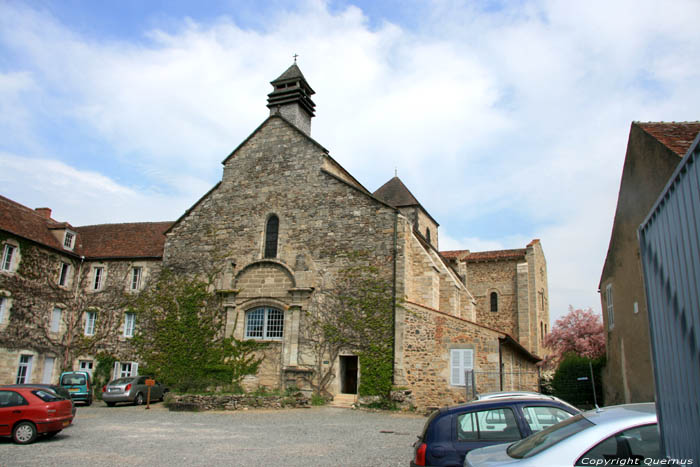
[0,63,549,409]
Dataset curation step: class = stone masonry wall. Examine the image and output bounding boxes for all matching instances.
[400,301,505,410]
[464,259,520,338]
[163,116,399,392]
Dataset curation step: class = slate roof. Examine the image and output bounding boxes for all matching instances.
[636,122,700,156]
[373,177,420,207]
[441,248,527,263]
[75,222,173,259]
[271,63,307,84]
[0,194,172,259]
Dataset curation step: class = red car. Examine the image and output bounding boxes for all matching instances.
[0,386,74,444]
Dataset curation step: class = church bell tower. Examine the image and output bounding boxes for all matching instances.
[267,62,316,135]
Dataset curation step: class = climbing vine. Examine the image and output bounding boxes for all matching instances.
[130,269,267,392]
[300,252,395,402]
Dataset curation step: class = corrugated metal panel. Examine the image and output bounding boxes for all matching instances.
[639,131,700,463]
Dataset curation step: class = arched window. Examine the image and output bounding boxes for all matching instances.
[490,292,498,312]
[426,228,431,244]
[245,307,284,339]
[264,215,279,258]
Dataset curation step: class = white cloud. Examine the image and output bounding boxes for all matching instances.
[1,0,698,322]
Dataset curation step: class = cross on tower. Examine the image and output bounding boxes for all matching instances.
[293,53,299,62]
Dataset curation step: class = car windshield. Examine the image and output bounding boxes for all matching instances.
[507,414,594,458]
[110,378,135,385]
[61,374,86,385]
[32,389,63,402]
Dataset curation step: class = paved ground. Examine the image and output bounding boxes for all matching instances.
[0,401,427,466]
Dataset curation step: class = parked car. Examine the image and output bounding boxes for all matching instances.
[2,384,76,417]
[0,386,74,444]
[59,371,93,405]
[102,376,167,406]
[412,397,580,466]
[464,403,660,466]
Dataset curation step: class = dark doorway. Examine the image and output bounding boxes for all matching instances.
[339,355,358,394]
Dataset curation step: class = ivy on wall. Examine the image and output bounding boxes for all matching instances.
[300,251,395,402]
[130,269,267,392]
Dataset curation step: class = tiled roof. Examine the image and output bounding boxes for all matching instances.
[441,248,527,263]
[0,194,172,259]
[271,63,306,84]
[0,195,68,252]
[76,222,173,259]
[636,122,700,156]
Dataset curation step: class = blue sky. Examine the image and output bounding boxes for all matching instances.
[1,0,699,322]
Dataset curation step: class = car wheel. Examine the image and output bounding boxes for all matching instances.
[106,401,116,407]
[134,392,145,405]
[87,395,92,406]
[44,430,61,439]
[13,421,38,445]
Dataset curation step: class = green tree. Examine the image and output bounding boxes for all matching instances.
[130,269,266,392]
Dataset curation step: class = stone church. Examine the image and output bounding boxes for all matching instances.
[0,63,549,409]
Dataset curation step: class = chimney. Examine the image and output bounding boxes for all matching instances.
[35,207,52,219]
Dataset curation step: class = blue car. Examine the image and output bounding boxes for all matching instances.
[411,396,579,467]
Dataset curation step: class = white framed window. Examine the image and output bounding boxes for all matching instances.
[130,267,142,291]
[0,296,7,324]
[123,312,135,338]
[606,284,614,330]
[16,355,33,384]
[79,360,94,376]
[450,348,474,386]
[113,361,138,379]
[63,231,75,250]
[2,244,16,271]
[92,266,104,290]
[245,307,284,339]
[84,311,96,336]
[50,307,62,333]
[58,262,70,287]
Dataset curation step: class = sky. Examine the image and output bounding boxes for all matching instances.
[1,0,699,323]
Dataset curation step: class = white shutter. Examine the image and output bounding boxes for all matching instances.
[132,362,139,377]
[451,349,463,386]
[464,349,474,371]
[113,361,120,379]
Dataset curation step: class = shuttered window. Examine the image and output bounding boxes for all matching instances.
[450,348,474,386]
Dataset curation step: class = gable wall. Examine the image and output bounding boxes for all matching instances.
[600,124,682,404]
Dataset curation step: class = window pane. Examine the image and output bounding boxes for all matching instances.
[246,309,265,338]
[266,308,284,338]
[457,412,478,441]
[264,215,279,258]
[476,408,521,441]
[576,424,661,466]
[522,406,573,433]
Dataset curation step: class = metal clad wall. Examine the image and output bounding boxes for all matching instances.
[639,134,700,463]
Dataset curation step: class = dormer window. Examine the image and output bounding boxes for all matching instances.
[63,231,75,250]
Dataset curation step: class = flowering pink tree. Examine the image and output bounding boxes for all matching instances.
[543,306,605,368]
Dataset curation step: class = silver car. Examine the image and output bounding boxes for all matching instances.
[102,376,167,407]
[464,403,660,466]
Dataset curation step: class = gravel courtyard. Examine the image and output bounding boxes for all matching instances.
[0,403,426,466]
